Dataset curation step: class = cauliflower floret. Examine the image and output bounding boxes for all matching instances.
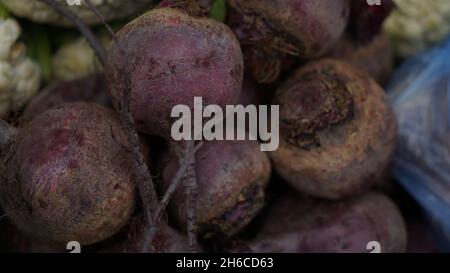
[0,62,13,92]
[384,0,450,58]
[0,0,154,26]
[0,18,41,118]
[0,17,19,60]
[12,59,42,109]
[52,35,110,81]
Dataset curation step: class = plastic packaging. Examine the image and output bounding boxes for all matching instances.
[388,36,450,251]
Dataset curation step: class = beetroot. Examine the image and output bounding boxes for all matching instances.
[0,222,65,253]
[0,216,8,252]
[237,79,274,107]
[0,103,136,245]
[0,220,27,253]
[328,0,395,85]
[104,7,244,251]
[159,0,214,17]
[227,0,350,83]
[161,140,271,239]
[239,191,407,253]
[406,219,437,253]
[105,8,244,138]
[118,225,194,253]
[97,216,195,253]
[23,75,110,121]
[327,32,394,85]
[348,0,395,42]
[271,59,397,199]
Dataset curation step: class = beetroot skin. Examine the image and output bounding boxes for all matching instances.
[348,0,395,42]
[116,224,194,253]
[236,78,274,107]
[327,32,394,85]
[105,8,244,138]
[161,140,271,239]
[271,59,398,199]
[240,192,407,253]
[97,218,195,253]
[227,0,350,83]
[23,74,110,121]
[0,103,136,245]
[0,222,65,253]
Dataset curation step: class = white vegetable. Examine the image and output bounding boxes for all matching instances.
[0,17,19,60]
[0,0,154,26]
[52,35,109,81]
[384,0,450,58]
[0,18,41,118]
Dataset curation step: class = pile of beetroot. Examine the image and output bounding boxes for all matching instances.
[0,0,436,253]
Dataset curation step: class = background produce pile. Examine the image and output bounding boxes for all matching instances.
[0,0,444,253]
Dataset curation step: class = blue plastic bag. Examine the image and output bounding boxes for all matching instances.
[388,37,450,251]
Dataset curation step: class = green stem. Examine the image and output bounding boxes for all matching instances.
[209,0,227,22]
[33,26,52,82]
[0,2,10,19]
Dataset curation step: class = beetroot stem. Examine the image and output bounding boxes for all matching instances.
[183,140,199,252]
[155,142,203,222]
[37,0,107,65]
